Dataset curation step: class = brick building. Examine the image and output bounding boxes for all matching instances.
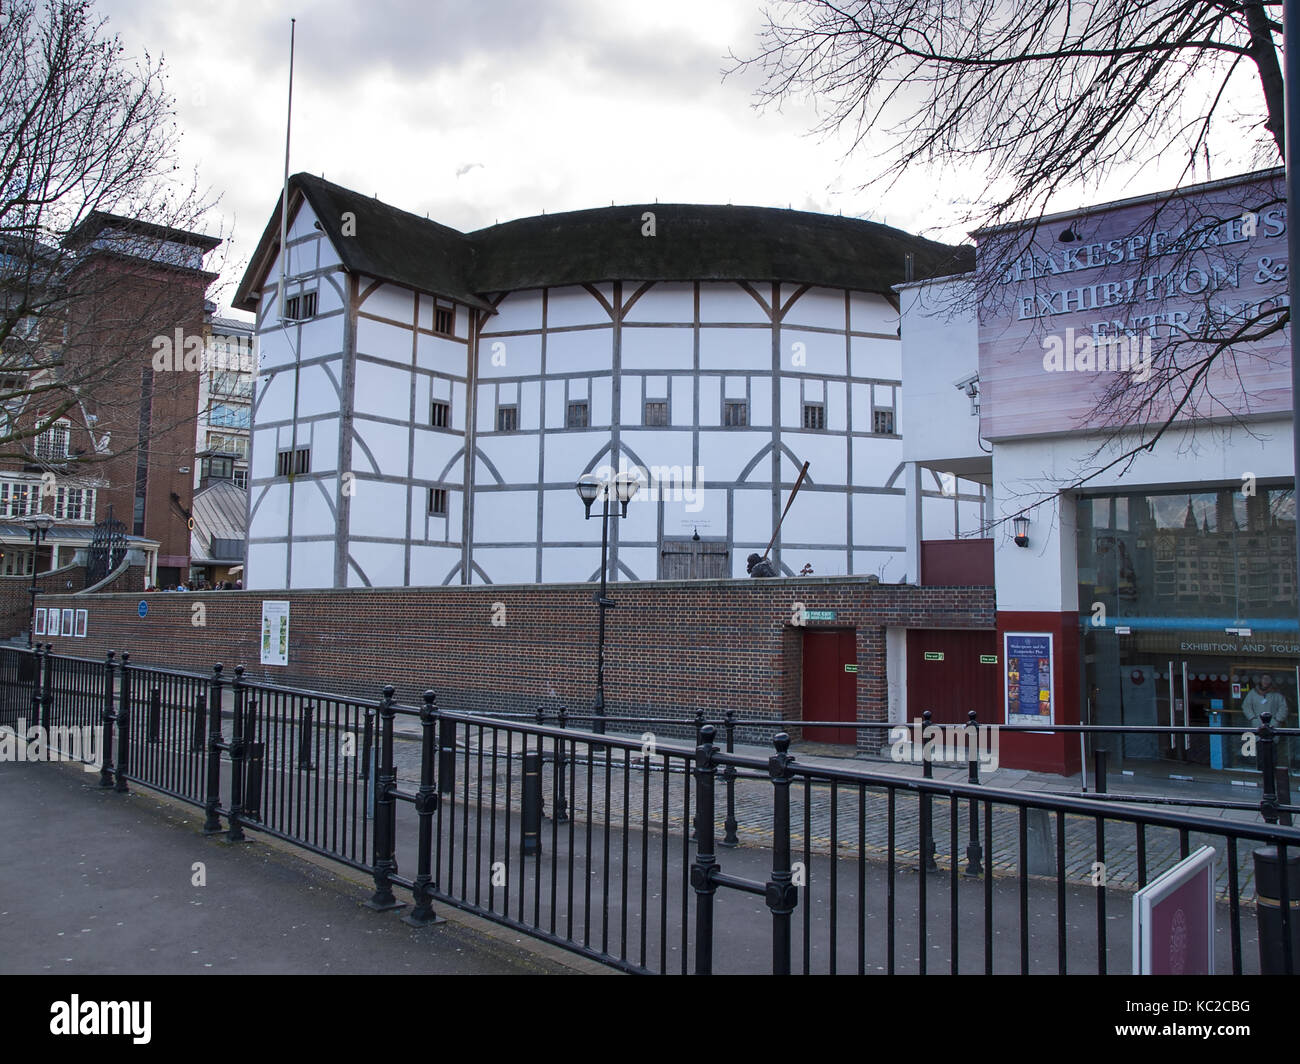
[0,212,220,602]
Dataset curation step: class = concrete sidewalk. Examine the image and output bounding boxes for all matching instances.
[0,759,592,975]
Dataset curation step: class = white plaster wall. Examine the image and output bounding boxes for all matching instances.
[991,416,1294,614]
[779,328,847,377]
[547,286,611,328]
[850,292,899,334]
[546,328,613,374]
[699,328,770,371]
[477,333,541,377]
[699,282,768,323]
[899,278,981,465]
[247,542,287,590]
[483,290,543,333]
[782,286,845,329]
[348,480,408,539]
[850,336,903,380]
[290,540,335,588]
[887,627,907,723]
[623,327,693,369]
[624,282,693,323]
[350,542,405,588]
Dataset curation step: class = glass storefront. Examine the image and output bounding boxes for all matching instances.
[1077,486,1298,777]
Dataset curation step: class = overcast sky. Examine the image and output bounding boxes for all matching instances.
[93,0,1271,319]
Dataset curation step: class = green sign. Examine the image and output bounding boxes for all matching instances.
[805,610,836,622]
[980,654,998,664]
[844,664,859,673]
[924,651,944,661]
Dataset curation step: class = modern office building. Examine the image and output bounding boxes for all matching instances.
[899,166,1295,776]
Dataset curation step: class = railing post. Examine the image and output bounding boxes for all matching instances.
[244,698,264,822]
[438,713,455,796]
[40,644,53,733]
[721,709,739,847]
[366,685,403,911]
[225,665,247,842]
[534,706,546,819]
[765,732,797,976]
[98,651,116,789]
[148,687,161,744]
[1259,713,1279,826]
[691,709,706,840]
[297,701,316,771]
[114,652,131,793]
[1276,765,1294,828]
[554,706,569,823]
[1093,748,1108,794]
[690,724,720,975]
[30,643,43,730]
[919,709,937,871]
[522,747,542,856]
[964,710,983,877]
[404,690,443,926]
[203,664,225,835]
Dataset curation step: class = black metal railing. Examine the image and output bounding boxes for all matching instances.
[6,643,1298,976]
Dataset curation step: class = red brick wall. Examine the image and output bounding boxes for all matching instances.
[37,578,994,748]
[0,565,87,639]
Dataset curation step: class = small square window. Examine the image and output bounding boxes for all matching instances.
[566,401,589,428]
[644,401,668,427]
[284,295,300,320]
[873,410,895,435]
[723,400,748,427]
[428,487,448,516]
[496,406,518,432]
[276,447,310,477]
[802,404,826,430]
[434,306,454,336]
[302,291,317,318]
[430,400,450,428]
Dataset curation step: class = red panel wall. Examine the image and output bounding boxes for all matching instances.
[996,610,1081,775]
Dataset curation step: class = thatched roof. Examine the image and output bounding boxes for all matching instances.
[234,173,973,313]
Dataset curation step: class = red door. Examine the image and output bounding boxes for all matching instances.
[906,629,999,726]
[801,628,857,744]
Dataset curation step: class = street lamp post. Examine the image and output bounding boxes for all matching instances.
[576,470,640,734]
[24,513,55,649]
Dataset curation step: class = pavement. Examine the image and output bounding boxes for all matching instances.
[0,758,596,976]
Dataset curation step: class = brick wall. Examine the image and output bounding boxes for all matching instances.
[0,564,87,639]
[37,577,994,750]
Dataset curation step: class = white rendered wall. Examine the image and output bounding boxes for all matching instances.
[992,416,1295,614]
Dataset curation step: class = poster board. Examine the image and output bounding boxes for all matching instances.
[260,600,290,666]
[1005,631,1054,728]
[1132,845,1216,975]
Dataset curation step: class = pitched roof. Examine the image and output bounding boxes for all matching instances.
[189,479,247,564]
[234,173,974,313]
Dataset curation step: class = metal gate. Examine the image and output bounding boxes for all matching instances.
[87,505,127,585]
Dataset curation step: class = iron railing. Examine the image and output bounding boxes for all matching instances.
[6,644,1298,975]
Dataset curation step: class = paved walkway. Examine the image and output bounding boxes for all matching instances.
[0,759,584,975]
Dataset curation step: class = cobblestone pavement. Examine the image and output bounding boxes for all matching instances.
[386,727,1292,903]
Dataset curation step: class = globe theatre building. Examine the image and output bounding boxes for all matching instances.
[233,174,980,590]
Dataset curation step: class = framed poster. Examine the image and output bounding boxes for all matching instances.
[74,609,88,638]
[46,608,60,637]
[1132,846,1216,975]
[260,600,290,666]
[33,608,46,636]
[1005,631,1054,727]
[61,608,74,637]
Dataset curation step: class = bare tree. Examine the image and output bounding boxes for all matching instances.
[733,1,1289,522]
[0,0,223,469]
